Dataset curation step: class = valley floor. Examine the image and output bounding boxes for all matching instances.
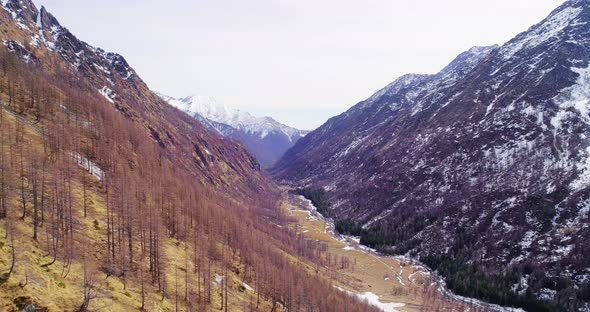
[281,190,522,312]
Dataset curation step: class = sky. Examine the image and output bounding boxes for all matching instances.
[33,0,564,130]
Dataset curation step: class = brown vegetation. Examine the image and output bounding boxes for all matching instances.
[0,23,381,311]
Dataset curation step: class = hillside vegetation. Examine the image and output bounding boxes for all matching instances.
[0,2,380,310]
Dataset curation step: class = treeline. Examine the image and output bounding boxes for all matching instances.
[291,188,331,217]
[334,219,362,236]
[0,47,379,311]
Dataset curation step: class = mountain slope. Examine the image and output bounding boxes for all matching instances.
[273,0,590,310]
[0,1,380,311]
[159,93,309,168]
[0,0,267,196]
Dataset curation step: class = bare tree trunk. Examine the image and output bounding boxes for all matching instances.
[175,266,179,312]
[82,173,87,218]
[8,222,16,276]
[19,145,26,220]
[140,266,145,311]
[31,159,38,240]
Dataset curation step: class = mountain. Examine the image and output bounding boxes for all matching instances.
[158,93,309,168]
[273,0,590,310]
[0,0,267,194]
[0,1,378,311]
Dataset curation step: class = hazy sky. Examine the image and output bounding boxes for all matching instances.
[33,0,564,130]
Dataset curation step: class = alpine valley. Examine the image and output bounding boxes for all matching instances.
[274,0,590,311]
[1,0,589,312]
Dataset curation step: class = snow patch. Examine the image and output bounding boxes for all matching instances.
[242,282,253,292]
[98,86,116,104]
[520,230,537,250]
[547,244,575,262]
[537,288,557,301]
[72,152,104,181]
[336,287,404,312]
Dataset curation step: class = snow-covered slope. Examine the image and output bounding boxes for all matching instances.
[158,93,309,167]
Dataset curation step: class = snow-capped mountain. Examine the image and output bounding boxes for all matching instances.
[159,93,309,168]
[273,0,590,310]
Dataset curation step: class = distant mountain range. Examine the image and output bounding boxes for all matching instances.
[273,0,590,310]
[158,93,309,168]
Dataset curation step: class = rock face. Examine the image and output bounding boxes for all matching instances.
[273,0,590,309]
[159,94,309,168]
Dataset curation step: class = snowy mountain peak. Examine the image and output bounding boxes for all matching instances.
[158,93,310,167]
[158,93,308,140]
[179,94,240,125]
